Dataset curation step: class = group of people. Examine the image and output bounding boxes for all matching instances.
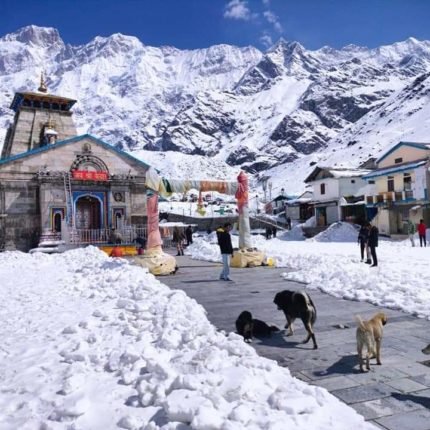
[358,222,379,267]
[172,225,194,256]
[407,219,427,247]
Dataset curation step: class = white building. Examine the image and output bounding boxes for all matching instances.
[304,167,372,226]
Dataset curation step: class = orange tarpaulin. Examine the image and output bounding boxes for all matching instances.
[200,180,229,194]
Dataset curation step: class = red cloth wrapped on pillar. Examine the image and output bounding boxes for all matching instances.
[235,171,249,215]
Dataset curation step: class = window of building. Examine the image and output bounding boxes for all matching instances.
[351,179,355,183]
[395,157,403,164]
[387,176,394,192]
[369,180,375,184]
[320,183,326,195]
[403,173,412,191]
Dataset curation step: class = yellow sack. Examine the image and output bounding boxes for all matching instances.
[267,257,276,267]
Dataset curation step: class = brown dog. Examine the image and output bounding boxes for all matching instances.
[274,290,318,349]
[356,312,387,372]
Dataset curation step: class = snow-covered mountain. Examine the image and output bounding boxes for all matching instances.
[2,25,430,193]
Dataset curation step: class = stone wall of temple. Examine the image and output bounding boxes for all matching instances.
[0,179,40,251]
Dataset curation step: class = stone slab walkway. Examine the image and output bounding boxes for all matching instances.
[161,254,430,430]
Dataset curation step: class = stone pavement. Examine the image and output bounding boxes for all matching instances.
[161,254,430,430]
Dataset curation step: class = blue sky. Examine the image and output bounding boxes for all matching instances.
[1,0,430,50]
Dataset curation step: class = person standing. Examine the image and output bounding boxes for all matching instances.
[286,217,292,230]
[216,223,233,281]
[418,219,427,247]
[185,225,193,246]
[368,223,379,267]
[358,223,370,262]
[272,226,277,238]
[407,220,416,247]
[173,226,185,256]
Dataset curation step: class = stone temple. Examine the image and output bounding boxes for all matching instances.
[0,75,149,251]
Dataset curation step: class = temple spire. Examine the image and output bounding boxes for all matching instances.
[38,71,47,93]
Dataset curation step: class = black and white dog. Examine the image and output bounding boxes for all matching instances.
[273,290,318,349]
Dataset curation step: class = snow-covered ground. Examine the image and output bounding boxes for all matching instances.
[0,247,373,429]
[188,223,430,319]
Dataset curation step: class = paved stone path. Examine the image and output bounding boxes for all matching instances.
[161,254,430,430]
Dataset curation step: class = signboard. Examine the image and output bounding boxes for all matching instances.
[72,170,108,181]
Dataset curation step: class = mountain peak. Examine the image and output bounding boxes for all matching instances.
[1,25,63,47]
[268,38,304,54]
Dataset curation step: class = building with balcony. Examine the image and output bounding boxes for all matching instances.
[362,141,430,235]
[304,166,372,226]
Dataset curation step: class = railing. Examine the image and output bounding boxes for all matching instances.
[366,190,415,205]
[384,191,395,202]
[394,191,403,201]
[69,226,147,245]
[405,190,414,199]
[250,214,288,231]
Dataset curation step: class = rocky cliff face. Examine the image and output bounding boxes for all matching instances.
[1,26,430,190]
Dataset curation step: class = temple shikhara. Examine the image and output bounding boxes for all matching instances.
[0,75,149,251]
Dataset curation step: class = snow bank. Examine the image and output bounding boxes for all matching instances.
[0,247,373,429]
[278,224,306,241]
[309,222,360,242]
[189,235,430,320]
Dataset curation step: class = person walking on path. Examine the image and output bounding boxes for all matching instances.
[407,220,416,247]
[216,223,234,281]
[358,223,370,262]
[185,225,193,246]
[286,217,292,230]
[173,226,185,256]
[272,226,277,238]
[368,223,379,267]
[265,226,272,240]
[418,219,427,247]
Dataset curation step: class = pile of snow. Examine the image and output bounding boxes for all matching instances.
[310,222,360,242]
[0,247,373,429]
[188,235,430,320]
[279,224,306,241]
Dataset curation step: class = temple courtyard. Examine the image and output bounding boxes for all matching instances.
[164,253,430,430]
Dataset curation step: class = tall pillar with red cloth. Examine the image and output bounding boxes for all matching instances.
[146,192,163,251]
[235,171,252,249]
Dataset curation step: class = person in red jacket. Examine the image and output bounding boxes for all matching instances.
[418,219,427,247]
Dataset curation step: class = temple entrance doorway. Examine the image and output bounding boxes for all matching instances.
[75,196,101,229]
[53,213,62,233]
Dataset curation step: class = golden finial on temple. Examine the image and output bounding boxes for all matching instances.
[38,70,47,93]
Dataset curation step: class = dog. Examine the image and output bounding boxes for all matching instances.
[273,290,318,349]
[236,311,253,342]
[356,312,387,372]
[252,319,280,337]
[422,344,430,355]
[235,311,280,342]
